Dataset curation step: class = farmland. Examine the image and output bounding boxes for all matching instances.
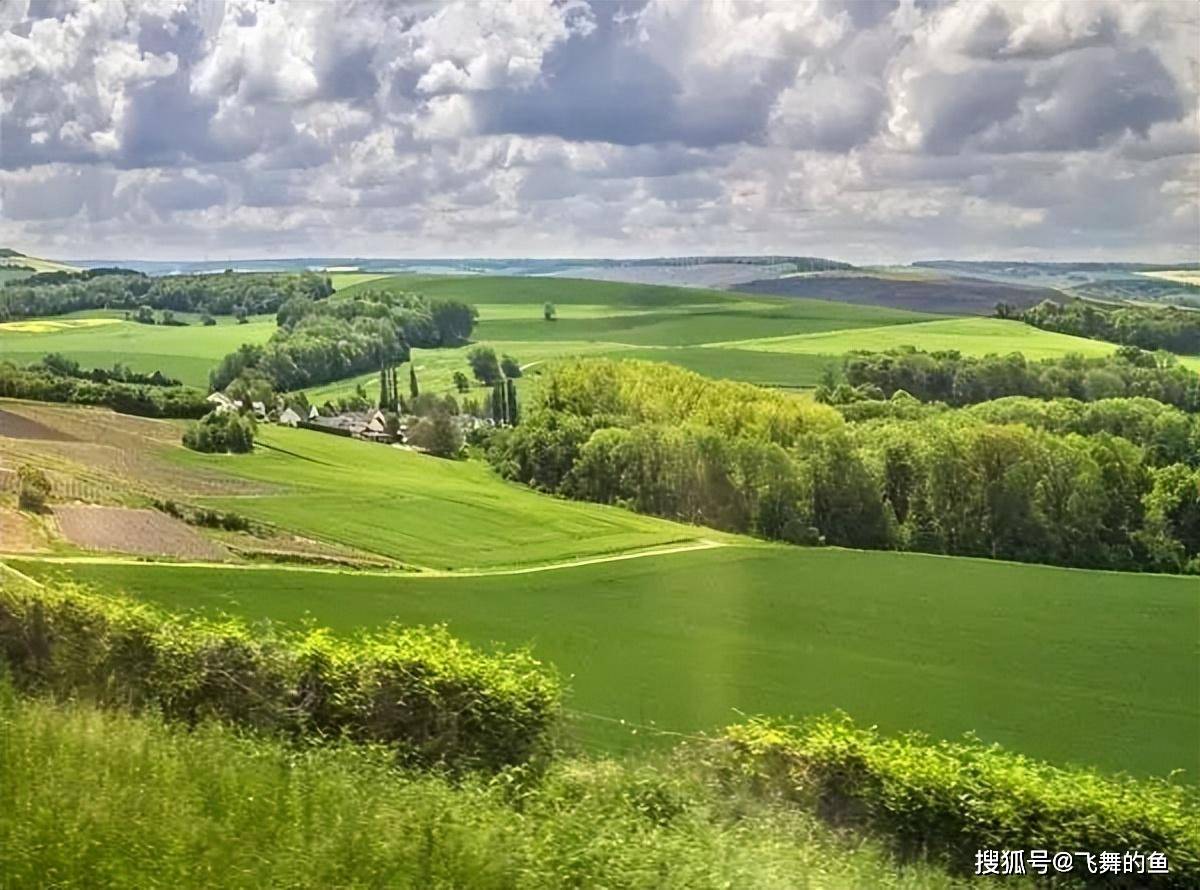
[1140,270,1200,287]
[0,313,276,388]
[2,270,1198,785]
[723,316,1200,369]
[733,269,1062,315]
[168,425,708,569]
[13,545,1198,779]
[5,269,1168,403]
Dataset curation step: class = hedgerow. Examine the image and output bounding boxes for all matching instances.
[0,583,560,771]
[723,716,1199,888]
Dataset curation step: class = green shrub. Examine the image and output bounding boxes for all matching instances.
[182,409,255,453]
[16,464,50,511]
[0,361,209,418]
[724,716,1199,888]
[0,583,561,771]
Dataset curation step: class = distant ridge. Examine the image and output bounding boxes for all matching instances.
[0,249,81,275]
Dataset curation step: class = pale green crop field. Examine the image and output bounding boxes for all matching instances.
[327,272,394,291]
[0,315,276,387]
[721,316,1200,366]
[169,424,708,570]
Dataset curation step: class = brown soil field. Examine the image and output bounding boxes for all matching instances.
[0,508,46,552]
[218,530,397,568]
[52,505,230,560]
[0,408,77,441]
[0,401,272,501]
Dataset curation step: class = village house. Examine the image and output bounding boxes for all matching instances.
[205,391,235,413]
[303,408,402,444]
[278,407,302,427]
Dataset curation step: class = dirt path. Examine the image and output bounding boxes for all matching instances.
[3,538,734,580]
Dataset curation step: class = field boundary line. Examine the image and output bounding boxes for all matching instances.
[0,560,45,589]
[0,538,738,580]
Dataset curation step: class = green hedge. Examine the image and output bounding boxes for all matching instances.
[724,716,1199,889]
[0,583,560,771]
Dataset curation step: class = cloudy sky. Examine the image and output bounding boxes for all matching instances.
[1,0,1197,263]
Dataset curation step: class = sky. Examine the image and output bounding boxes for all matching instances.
[0,0,1197,264]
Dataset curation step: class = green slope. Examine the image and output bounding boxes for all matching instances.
[15,545,1198,779]
[168,425,707,569]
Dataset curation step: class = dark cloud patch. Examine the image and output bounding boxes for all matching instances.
[981,47,1183,152]
[908,67,1028,154]
[142,173,226,215]
[474,11,682,146]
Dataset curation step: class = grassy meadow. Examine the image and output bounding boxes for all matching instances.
[0,691,968,890]
[15,544,1199,779]
[168,425,707,569]
[0,312,276,387]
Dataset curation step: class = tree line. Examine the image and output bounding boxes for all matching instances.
[37,353,182,387]
[835,392,1198,468]
[485,359,1200,575]
[1010,298,1200,354]
[831,346,1200,411]
[209,290,477,393]
[0,361,208,418]
[0,270,333,321]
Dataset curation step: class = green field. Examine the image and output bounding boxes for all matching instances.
[724,316,1200,370]
[340,274,743,307]
[301,274,937,400]
[14,545,1198,779]
[0,314,275,387]
[326,271,394,290]
[169,425,706,569]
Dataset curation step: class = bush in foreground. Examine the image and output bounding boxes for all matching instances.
[724,716,1199,888]
[0,584,560,771]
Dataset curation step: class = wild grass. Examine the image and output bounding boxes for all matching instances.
[0,687,982,889]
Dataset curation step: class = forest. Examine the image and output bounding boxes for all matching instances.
[209,289,477,392]
[487,359,1200,574]
[0,270,333,320]
[835,346,1200,411]
[1015,299,1200,354]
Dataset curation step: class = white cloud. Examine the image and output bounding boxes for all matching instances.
[0,0,1195,261]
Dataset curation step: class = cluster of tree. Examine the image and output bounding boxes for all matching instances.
[0,270,333,321]
[467,346,521,385]
[36,353,181,388]
[833,392,1199,468]
[131,306,190,326]
[830,346,1200,411]
[211,292,477,394]
[407,409,464,458]
[181,410,255,453]
[1012,299,1200,354]
[485,359,1200,574]
[0,362,208,418]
